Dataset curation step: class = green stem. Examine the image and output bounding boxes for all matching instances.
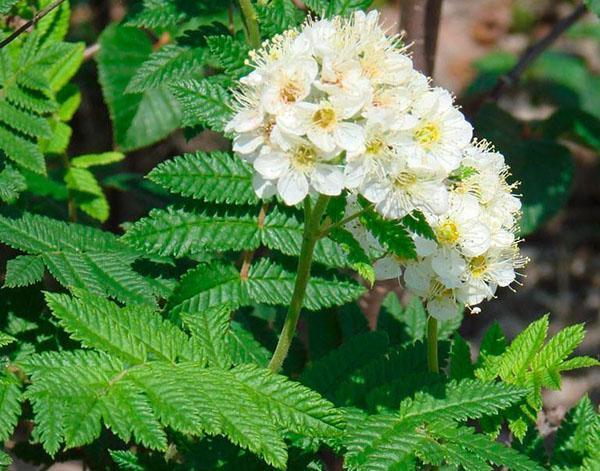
[268,195,330,373]
[238,0,261,49]
[317,206,370,239]
[427,316,439,373]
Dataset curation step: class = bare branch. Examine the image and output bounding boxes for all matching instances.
[476,3,587,111]
[400,0,444,76]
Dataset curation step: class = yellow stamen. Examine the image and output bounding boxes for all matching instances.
[312,107,337,130]
[290,145,317,171]
[469,256,488,277]
[435,220,459,246]
[414,122,441,148]
[393,171,417,189]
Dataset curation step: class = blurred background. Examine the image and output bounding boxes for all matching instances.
[3,0,599,458]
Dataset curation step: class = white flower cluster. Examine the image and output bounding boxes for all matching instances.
[226,11,526,319]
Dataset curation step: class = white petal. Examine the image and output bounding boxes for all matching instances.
[460,222,491,257]
[374,256,402,281]
[277,170,309,206]
[361,179,390,204]
[254,151,289,179]
[311,164,344,196]
[414,236,437,257]
[428,296,460,321]
[489,260,515,287]
[344,160,367,189]
[334,122,366,152]
[252,174,276,199]
[307,128,336,153]
[404,262,433,296]
[431,249,466,288]
[233,133,263,155]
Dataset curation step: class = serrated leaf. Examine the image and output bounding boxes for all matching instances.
[126,45,205,94]
[168,259,364,315]
[207,35,251,79]
[4,255,44,287]
[97,25,181,151]
[360,207,417,260]
[170,77,233,132]
[181,306,232,368]
[45,291,194,364]
[147,151,258,205]
[0,164,27,203]
[0,372,21,442]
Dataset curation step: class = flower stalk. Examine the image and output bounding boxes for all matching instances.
[238,0,261,49]
[427,316,439,373]
[268,195,330,372]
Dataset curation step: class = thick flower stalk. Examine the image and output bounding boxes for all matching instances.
[226,11,526,371]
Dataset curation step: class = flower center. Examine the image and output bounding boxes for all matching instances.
[366,138,385,156]
[290,145,317,171]
[312,107,337,130]
[262,118,275,142]
[414,121,441,148]
[435,220,459,246]
[469,256,488,277]
[393,171,417,189]
[280,79,302,104]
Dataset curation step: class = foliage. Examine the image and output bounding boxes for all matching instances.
[0,0,597,469]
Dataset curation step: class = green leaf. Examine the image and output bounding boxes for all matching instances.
[123,206,261,257]
[304,0,372,16]
[0,164,27,203]
[147,151,258,205]
[181,306,232,368]
[97,25,181,151]
[257,0,305,36]
[0,372,21,442]
[228,321,271,367]
[300,331,389,400]
[0,123,46,174]
[450,334,474,381]
[168,259,364,315]
[64,167,109,222]
[126,45,205,94]
[552,395,599,469]
[45,291,195,364]
[0,0,19,14]
[0,213,157,304]
[0,101,52,139]
[360,207,417,260]
[4,255,45,287]
[207,35,252,79]
[71,152,125,168]
[170,77,233,132]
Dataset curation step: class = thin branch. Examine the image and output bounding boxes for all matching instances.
[479,3,587,109]
[83,43,100,61]
[0,0,68,49]
[239,203,269,280]
[400,0,444,76]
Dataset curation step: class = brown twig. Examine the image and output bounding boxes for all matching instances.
[83,43,100,61]
[0,0,68,49]
[240,203,269,280]
[400,0,444,76]
[474,3,587,112]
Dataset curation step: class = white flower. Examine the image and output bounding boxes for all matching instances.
[260,56,318,115]
[362,160,449,219]
[428,193,491,258]
[395,88,473,173]
[276,100,366,153]
[403,260,460,320]
[344,121,396,188]
[456,244,523,306]
[253,140,343,205]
